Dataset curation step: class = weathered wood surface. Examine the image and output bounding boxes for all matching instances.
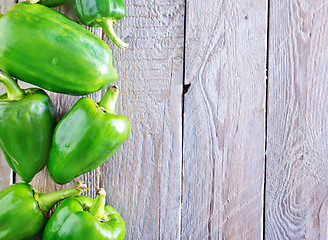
[182,0,267,239]
[13,0,100,195]
[1,1,185,239]
[3,0,328,239]
[265,0,328,239]
[0,0,15,191]
[101,0,184,239]
[2,2,103,240]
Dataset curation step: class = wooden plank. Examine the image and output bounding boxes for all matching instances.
[182,0,267,239]
[13,1,102,190]
[0,0,16,190]
[11,0,102,240]
[0,0,15,14]
[101,0,184,239]
[10,2,102,239]
[266,1,328,239]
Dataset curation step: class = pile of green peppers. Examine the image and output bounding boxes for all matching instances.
[0,0,130,239]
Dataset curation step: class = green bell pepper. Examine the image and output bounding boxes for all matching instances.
[26,0,68,7]
[0,2,117,95]
[73,0,129,49]
[0,71,56,183]
[43,188,126,240]
[0,181,87,240]
[48,85,130,184]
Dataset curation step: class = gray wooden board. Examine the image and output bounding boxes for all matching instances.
[101,0,184,239]
[182,0,267,239]
[0,0,15,191]
[3,1,102,240]
[0,0,185,239]
[6,0,328,239]
[12,1,100,190]
[265,0,328,239]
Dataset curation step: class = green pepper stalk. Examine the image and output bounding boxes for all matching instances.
[73,0,129,49]
[0,71,56,183]
[48,85,130,184]
[0,71,24,100]
[43,188,126,240]
[0,181,88,240]
[26,0,68,7]
[0,2,118,95]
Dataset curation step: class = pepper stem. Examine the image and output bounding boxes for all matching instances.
[98,85,119,113]
[36,181,88,217]
[26,0,40,3]
[0,71,24,100]
[89,188,107,219]
[99,18,129,49]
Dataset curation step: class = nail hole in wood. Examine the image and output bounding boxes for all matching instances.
[183,83,191,95]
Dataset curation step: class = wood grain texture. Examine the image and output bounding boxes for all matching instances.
[13,1,102,192]
[3,0,184,239]
[101,0,184,239]
[0,0,15,190]
[266,0,328,239]
[182,0,267,239]
[5,2,103,239]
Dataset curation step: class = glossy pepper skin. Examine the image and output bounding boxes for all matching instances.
[48,86,130,184]
[0,71,56,183]
[26,0,68,7]
[73,0,128,49]
[43,188,126,240]
[0,181,87,240]
[0,2,117,95]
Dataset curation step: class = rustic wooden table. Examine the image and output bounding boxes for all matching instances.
[1,0,328,239]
